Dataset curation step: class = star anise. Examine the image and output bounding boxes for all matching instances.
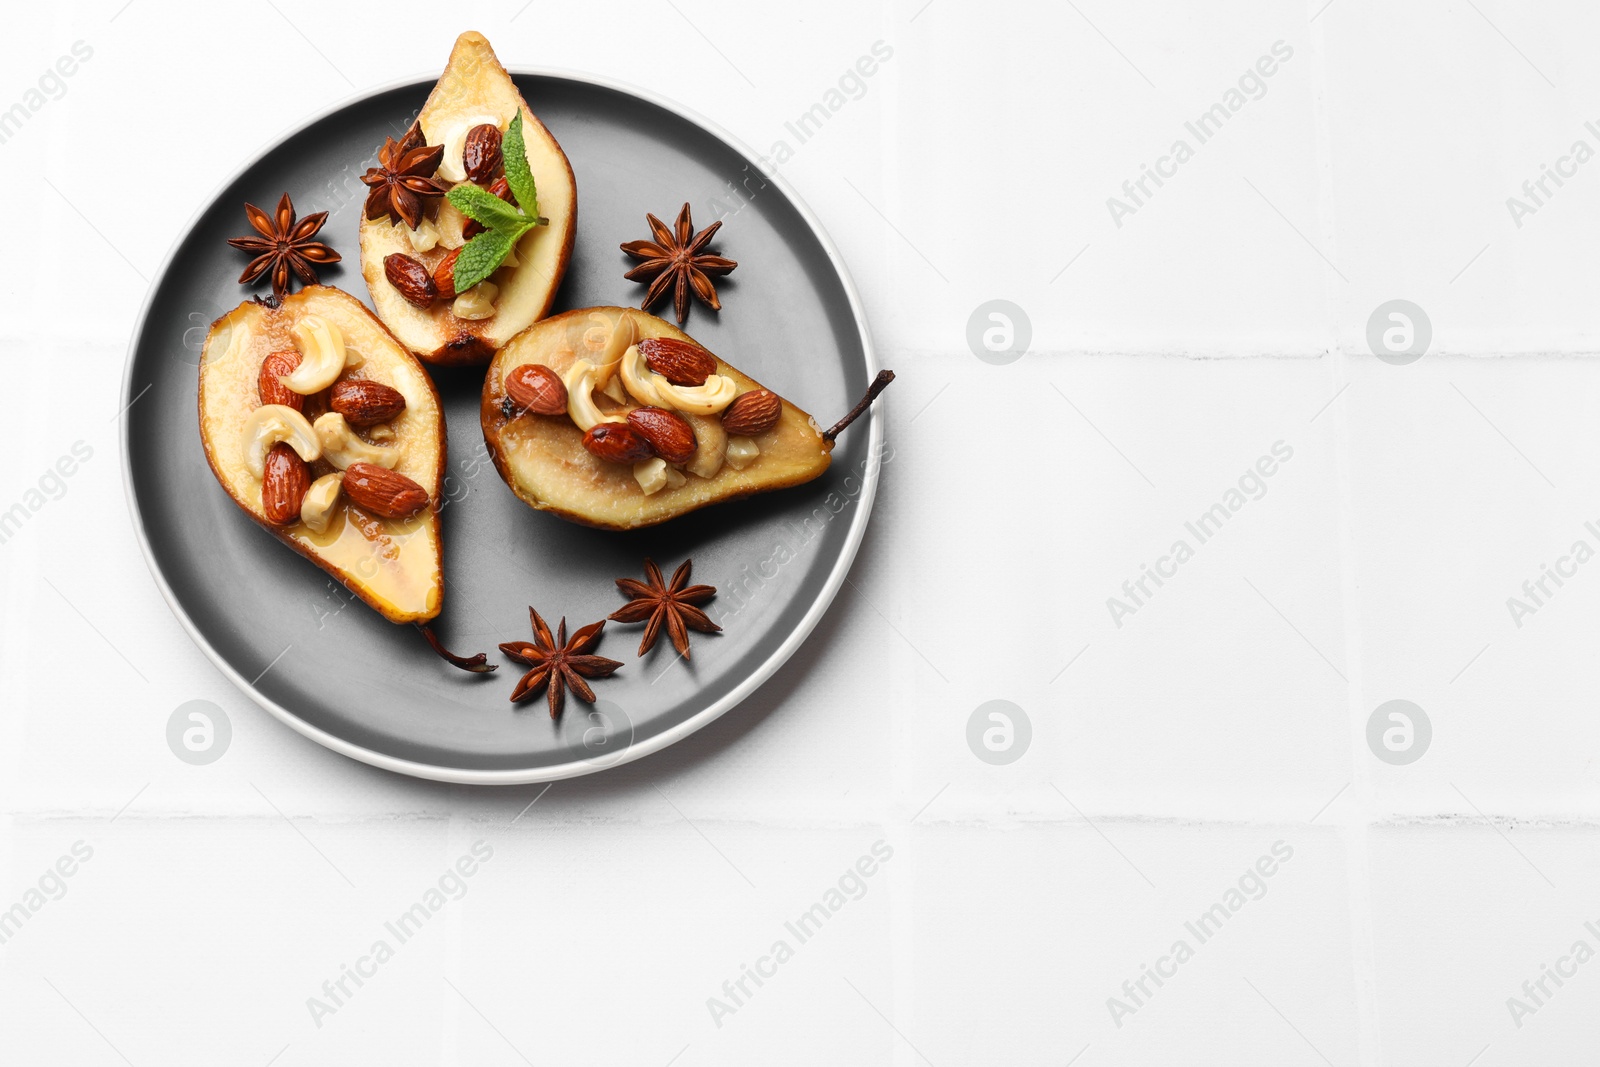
[360,123,446,229]
[226,193,340,299]
[620,203,737,324]
[609,558,721,659]
[499,608,622,718]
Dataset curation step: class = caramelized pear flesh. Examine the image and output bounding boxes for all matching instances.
[481,307,832,530]
[198,286,445,623]
[359,30,576,366]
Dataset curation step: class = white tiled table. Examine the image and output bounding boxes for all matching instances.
[4,2,1599,1063]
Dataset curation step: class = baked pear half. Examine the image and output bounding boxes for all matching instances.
[198,286,445,624]
[482,307,857,530]
[359,30,576,366]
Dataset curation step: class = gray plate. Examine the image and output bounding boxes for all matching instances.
[122,71,881,784]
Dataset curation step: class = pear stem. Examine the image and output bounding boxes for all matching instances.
[822,370,895,442]
[416,624,498,674]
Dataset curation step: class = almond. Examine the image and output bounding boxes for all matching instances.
[433,248,461,301]
[639,337,717,386]
[343,462,430,518]
[489,174,516,206]
[384,253,437,308]
[330,379,407,427]
[505,364,568,415]
[464,176,515,239]
[462,123,504,184]
[720,389,781,436]
[582,423,655,464]
[258,350,303,410]
[627,406,697,465]
[261,443,310,525]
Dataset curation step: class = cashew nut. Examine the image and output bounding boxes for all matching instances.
[658,375,739,415]
[683,412,726,480]
[300,472,345,533]
[563,359,628,432]
[406,216,440,254]
[452,281,498,320]
[313,412,400,470]
[633,458,667,495]
[599,374,628,406]
[580,311,635,391]
[725,436,761,471]
[619,342,738,415]
[633,457,687,496]
[282,314,354,395]
[242,404,320,478]
[619,344,668,408]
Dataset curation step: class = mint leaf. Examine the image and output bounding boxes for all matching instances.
[441,115,546,296]
[446,184,526,230]
[453,226,528,294]
[502,112,540,219]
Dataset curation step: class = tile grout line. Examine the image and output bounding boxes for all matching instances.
[1325,345,1384,1067]
[1300,5,1384,1058]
